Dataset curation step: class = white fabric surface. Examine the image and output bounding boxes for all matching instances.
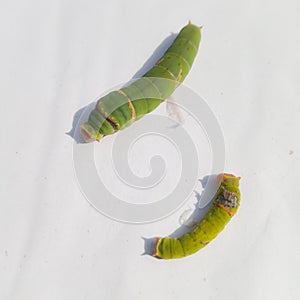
[1,1,299,299]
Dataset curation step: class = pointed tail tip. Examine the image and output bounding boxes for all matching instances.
[187,20,203,30]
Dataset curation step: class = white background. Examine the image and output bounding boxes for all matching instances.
[1,0,299,299]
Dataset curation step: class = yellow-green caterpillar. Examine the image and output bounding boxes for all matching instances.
[153,174,241,259]
[81,22,201,142]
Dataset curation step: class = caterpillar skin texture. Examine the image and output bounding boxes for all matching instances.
[81,22,201,142]
[153,174,241,259]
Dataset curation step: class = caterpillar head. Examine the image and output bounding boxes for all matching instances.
[218,173,241,189]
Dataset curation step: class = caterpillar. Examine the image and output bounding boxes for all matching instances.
[81,22,202,142]
[152,173,241,259]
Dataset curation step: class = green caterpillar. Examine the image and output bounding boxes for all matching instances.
[81,22,201,142]
[153,174,241,259]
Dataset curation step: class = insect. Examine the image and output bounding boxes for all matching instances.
[80,22,202,142]
[152,173,241,259]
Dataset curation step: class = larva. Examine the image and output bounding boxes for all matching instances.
[153,173,241,259]
[80,22,201,142]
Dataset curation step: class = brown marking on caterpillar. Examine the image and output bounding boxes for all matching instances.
[215,187,238,209]
[214,202,234,216]
[106,117,120,130]
[176,68,183,82]
[222,186,237,202]
[154,64,177,81]
[80,126,96,143]
[217,173,241,181]
[156,57,164,65]
[117,90,126,97]
[200,241,209,246]
[117,90,136,123]
[152,237,161,257]
[213,184,238,216]
[96,105,120,130]
[128,100,136,123]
